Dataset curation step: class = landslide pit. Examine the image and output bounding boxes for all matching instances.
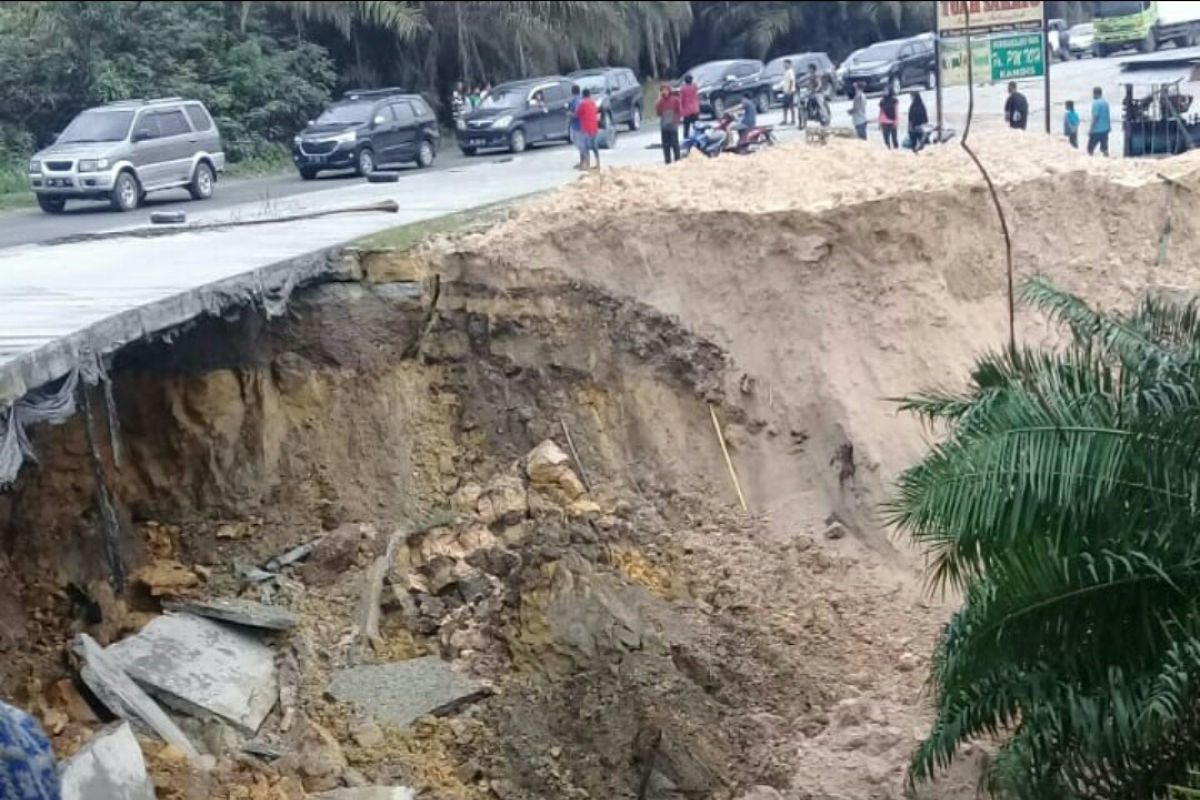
[2,134,1200,800]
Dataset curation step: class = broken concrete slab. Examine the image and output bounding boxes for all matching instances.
[73,634,201,761]
[59,722,156,800]
[327,656,487,728]
[313,788,417,800]
[162,597,296,631]
[104,613,277,734]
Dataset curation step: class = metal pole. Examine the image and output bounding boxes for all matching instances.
[1044,4,1052,133]
[935,34,945,133]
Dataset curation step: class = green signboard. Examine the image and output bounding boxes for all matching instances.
[991,33,1044,81]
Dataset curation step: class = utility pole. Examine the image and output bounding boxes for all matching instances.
[1044,3,1052,133]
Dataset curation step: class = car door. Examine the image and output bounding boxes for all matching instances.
[153,107,196,184]
[543,82,572,141]
[386,101,419,163]
[896,43,915,87]
[129,111,168,188]
[524,85,551,141]
[619,70,638,122]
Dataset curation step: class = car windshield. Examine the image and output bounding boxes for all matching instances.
[480,87,525,109]
[316,102,373,125]
[687,62,736,85]
[1096,1,1146,17]
[58,109,134,143]
[572,74,608,93]
[763,58,799,77]
[856,42,901,62]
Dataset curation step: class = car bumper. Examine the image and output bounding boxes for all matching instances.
[28,168,119,198]
[292,142,356,170]
[843,73,891,93]
[457,129,513,150]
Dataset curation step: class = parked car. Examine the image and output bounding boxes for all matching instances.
[764,52,839,105]
[457,76,573,155]
[292,89,438,179]
[567,67,644,137]
[1069,22,1095,57]
[837,34,937,96]
[27,98,224,214]
[680,59,772,118]
[1047,18,1072,60]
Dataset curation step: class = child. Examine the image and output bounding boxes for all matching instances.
[1064,100,1080,149]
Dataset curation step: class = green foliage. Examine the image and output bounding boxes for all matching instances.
[892,277,1200,798]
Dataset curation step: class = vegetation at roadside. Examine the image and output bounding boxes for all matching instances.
[356,200,516,251]
[893,277,1200,798]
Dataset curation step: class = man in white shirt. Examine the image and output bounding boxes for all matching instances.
[780,59,797,125]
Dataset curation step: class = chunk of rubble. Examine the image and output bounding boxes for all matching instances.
[476,474,528,525]
[104,613,277,734]
[314,789,417,800]
[73,634,201,762]
[327,656,487,728]
[162,597,296,631]
[525,439,585,501]
[59,722,155,800]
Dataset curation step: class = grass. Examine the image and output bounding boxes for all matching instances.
[225,144,294,179]
[0,158,33,211]
[356,199,517,252]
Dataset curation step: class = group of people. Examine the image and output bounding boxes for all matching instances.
[1005,82,1112,155]
[653,75,703,164]
[449,82,493,118]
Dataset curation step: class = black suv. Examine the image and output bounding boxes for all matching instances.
[681,59,772,118]
[457,77,574,155]
[293,89,439,179]
[567,67,644,135]
[838,34,936,96]
[764,52,839,105]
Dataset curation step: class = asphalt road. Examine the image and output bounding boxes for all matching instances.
[2,45,1195,251]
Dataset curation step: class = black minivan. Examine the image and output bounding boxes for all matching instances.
[456,77,574,155]
[292,88,439,179]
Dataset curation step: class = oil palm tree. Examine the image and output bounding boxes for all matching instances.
[892,277,1200,798]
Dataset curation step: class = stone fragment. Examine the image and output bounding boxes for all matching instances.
[476,475,527,526]
[277,717,347,793]
[350,717,385,749]
[823,521,847,540]
[313,789,416,800]
[328,656,487,728]
[304,524,364,583]
[103,613,277,734]
[132,560,199,597]
[59,722,155,800]
[162,598,296,631]
[525,440,585,501]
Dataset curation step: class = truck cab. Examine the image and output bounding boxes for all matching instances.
[1094,0,1200,56]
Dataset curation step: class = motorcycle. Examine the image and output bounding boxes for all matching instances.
[732,123,777,153]
[798,90,831,129]
[905,123,957,151]
[682,122,729,158]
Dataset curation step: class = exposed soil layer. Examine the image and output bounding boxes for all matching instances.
[3,134,1199,800]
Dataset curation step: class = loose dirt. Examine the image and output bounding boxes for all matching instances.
[2,132,1199,800]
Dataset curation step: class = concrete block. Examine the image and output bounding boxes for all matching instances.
[105,613,277,734]
[162,597,296,631]
[59,722,155,800]
[327,656,486,728]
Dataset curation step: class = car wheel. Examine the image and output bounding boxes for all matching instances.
[416,139,435,168]
[299,167,319,180]
[460,146,477,156]
[36,196,65,214]
[756,91,770,114]
[629,105,642,131]
[711,95,725,117]
[110,171,140,212]
[603,114,617,148]
[355,147,375,177]
[187,161,214,201]
[1094,43,1107,58]
[889,75,901,95]
[509,128,526,154]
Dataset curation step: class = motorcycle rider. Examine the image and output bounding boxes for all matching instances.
[735,91,757,145]
[803,62,830,127]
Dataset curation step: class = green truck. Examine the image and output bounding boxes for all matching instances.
[1093,1,1200,56]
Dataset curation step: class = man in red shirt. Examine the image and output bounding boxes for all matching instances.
[680,74,701,139]
[575,88,601,170]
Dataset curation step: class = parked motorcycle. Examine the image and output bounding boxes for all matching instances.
[682,122,729,158]
[905,123,957,151]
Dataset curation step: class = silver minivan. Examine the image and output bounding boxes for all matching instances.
[28,97,225,213]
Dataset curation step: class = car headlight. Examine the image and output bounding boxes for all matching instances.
[325,130,357,145]
[76,158,110,172]
[492,115,513,128]
[293,135,302,146]
[28,159,40,173]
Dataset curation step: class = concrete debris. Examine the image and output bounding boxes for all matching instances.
[327,656,488,728]
[304,523,366,584]
[276,717,347,793]
[104,613,278,734]
[59,722,156,800]
[476,474,528,526]
[525,439,585,501]
[823,522,847,540]
[264,536,323,573]
[162,597,296,631]
[73,634,202,762]
[131,559,199,597]
[349,716,385,749]
[313,789,417,800]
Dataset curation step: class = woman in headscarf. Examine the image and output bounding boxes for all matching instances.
[907,92,929,152]
[0,701,60,799]
[878,88,899,150]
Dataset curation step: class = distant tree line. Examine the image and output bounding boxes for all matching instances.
[0,1,1098,166]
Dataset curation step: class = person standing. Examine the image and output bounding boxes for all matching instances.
[577,88,601,170]
[780,59,797,125]
[907,92,929,151]
[681,74,701,139]
[1004,81,1029,130]
[655,84,682,164]
[1063,99,1080,148]
[849,81,868,140]
[451,82,465,120]
[568,84,585,170]
[1088,86,1111,156]
[879,88,899,149]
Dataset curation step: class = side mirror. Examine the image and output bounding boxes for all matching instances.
[132,128,153,142]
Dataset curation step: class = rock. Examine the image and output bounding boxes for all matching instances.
[525,440,585,501]
[74,634,202,762]
[162,598,296,631]
[48,678,100,724]
[896,652,921,672]
[132,560,199,597]
[305,523,364,582]
[60,722,155,800]
[418,554,461,595]
[278,717,347,793]
[476,475,528,526]
[313,789,416,800]
[823,522,847,540]
[451,483,483,513]
[456,572,492,605]
[350,717,385,749]
[327,656,488,728]
[103,613,278,734]
[465,547,520,578]
[735,787,785,800]
[455,759,482,783]
[568,499,603,517]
